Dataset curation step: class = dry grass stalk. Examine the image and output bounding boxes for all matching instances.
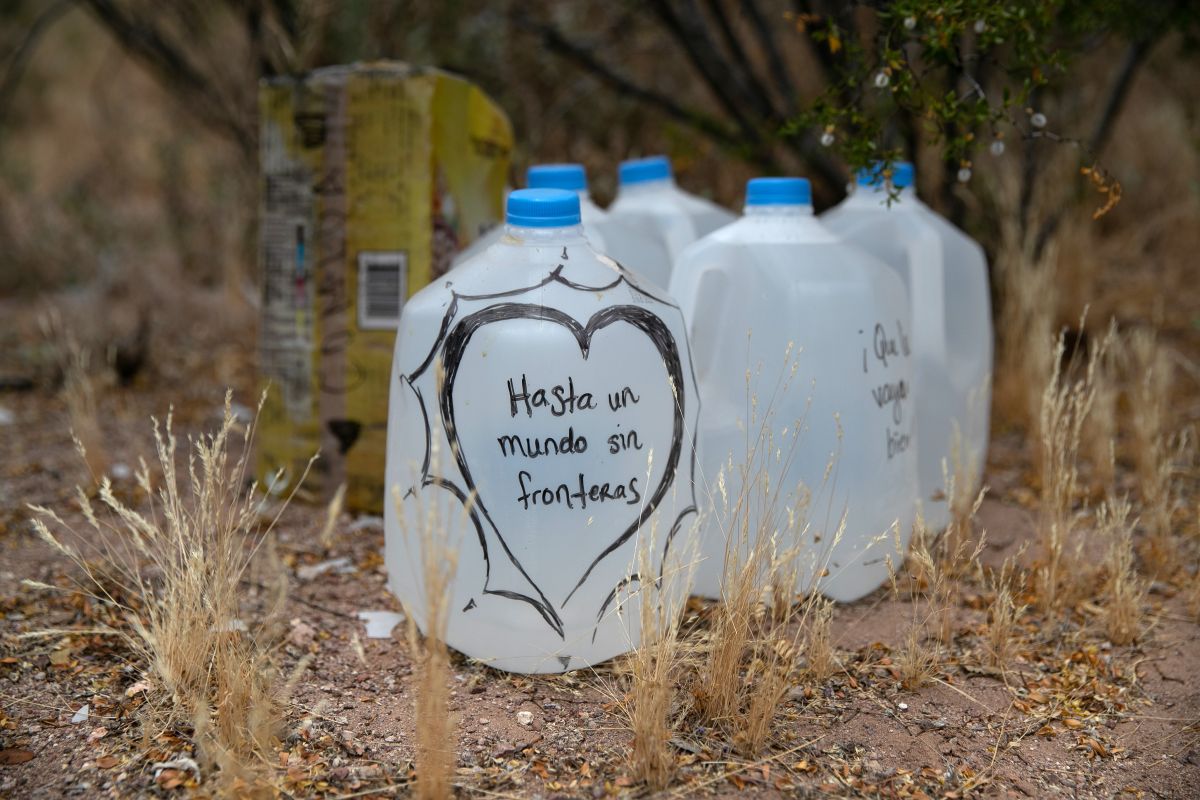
[1035,319,1115,611]
[894,506,984,688]
[1124,329,1189,575]
[1097,495,1144,645]
[801,596,835,683]
[41,310,108,480]
[394,372,464,800]
[28,391,303,793]
[1127,327,1172,491]
[695,345,808,737]
[984,556,1028,668]
[1085,338,1120,494]
[619,516,689,791]
[993,178,1059,432]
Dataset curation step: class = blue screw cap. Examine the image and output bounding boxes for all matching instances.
[618,155,672,186]
[745,177,811,206]
[506,188,582,228]
[527,163,587,192]
[856,161,915,188]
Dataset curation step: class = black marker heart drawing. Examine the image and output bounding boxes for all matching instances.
[437,302,687,635]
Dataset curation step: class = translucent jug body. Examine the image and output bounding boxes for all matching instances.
[670,179,918,602]
[823,170,992,530]
[452,187,671,286]
[386,189,699,673]
[607,156,736,269]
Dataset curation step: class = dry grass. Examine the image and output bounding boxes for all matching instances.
[802,596,835,683]
[1125,328,1190,576]
[984,556,1028,668]
[894,491,985,689]
[1096,495,1144,645]
[992,175,1060,432]
[28,391,305,794]
[616,517,690,791]
[690,344,821,755]
[1085,343,1120,495]
[40,311,107,480]
[1035,319,1115,611]
[392,378,465,800]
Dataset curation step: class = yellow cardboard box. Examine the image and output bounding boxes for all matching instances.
[257,63,512,512]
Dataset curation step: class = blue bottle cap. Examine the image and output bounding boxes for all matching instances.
[506,188,582,227]
[856,161,915,188]
[745,177,811,206]
[618,155,672,186]
[527,163,588,192]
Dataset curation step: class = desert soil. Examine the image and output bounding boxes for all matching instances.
[0,300,1197,799]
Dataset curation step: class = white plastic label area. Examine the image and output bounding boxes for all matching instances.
[451,164,672,287]
[823,163,992,530]
[607,156,736,269]
[385,188,699,673]
[670,178,919,603]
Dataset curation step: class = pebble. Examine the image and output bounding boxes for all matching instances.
[898,702,909,711]
[517,710,533,727]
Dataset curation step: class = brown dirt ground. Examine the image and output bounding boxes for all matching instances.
[0,296,1198,799]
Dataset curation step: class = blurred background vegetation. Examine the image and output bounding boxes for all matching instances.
[0,0,1197,402]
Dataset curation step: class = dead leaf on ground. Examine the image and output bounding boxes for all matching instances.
[0,749,34,764]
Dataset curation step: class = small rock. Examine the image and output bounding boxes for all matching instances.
[897,702,908,711]
[289,619,317,648]
[479,717,489,725]
[298,557,356,581]
[517,710,533,727]
[347,516,384,532]
[357,610,405,639]
[338,729,364,756]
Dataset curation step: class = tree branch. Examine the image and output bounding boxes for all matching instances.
[645,0,771,150]
[509,10,776,168]
[81,0,254,158]
[740,0,799,115]
[0,0,76,129]
[700,0,778,122]
[1032,37,1154,258]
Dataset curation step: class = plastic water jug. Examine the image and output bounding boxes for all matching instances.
[451,164,671,284]
[385,188,700,673]
[607,156,736,268]
[670,178,918,602]
[822,163,992,530]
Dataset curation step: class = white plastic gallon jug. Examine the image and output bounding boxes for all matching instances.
[386,188,700,673]
[822,163,992,530]
[607,156,736,267]
[451,164,672,286]
[670,178,918,603]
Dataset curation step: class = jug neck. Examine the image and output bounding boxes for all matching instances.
[504,223,588,244]
[617,178,674,197]
[743,204,815,218]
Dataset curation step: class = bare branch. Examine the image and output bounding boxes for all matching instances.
[646,0,771,149]
[0,0,76,129]
[510,9,780,170]
[700,0,778,121]
[1032,38,1154,258]
[81,0,254,158]
[739,0,799,115]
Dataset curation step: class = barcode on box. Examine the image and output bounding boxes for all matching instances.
[357,251,407,329]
